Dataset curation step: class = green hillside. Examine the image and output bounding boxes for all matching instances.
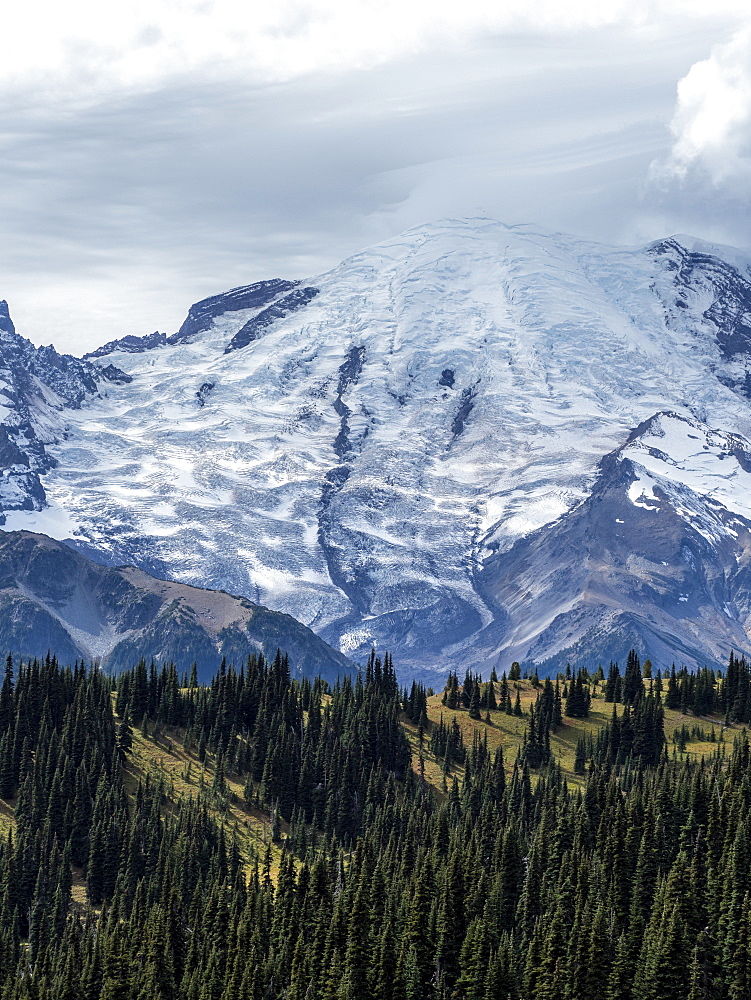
[0,648,748,999]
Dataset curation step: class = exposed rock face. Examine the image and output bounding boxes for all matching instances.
[0,531,353,681]
[225,287,320,353]
[475,414,751,672]
[85,331,167,359]
[172,280,299,344]
[0,302,15,337]
[92,364,133,385]
[5,221,751,676]
[650,238,751,363]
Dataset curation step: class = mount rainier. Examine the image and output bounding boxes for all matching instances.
[3,217,751,677]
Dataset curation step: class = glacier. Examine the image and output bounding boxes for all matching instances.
[3,218,751,676]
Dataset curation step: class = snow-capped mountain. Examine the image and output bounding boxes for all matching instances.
[3,218,751,676]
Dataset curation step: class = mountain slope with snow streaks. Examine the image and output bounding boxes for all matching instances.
[3,219,751,673]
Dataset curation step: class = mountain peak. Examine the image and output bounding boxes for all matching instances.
[4,223,751,674]
[0,300,16,337]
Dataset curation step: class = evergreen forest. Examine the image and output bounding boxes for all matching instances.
[0,646,750,998]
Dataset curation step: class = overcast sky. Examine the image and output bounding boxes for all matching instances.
[3,1,751,355]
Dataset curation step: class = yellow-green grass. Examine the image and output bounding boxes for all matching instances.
[0,796,15,839]
[123,722,287,880]
[70,868,88,909]
[414,680,745,794]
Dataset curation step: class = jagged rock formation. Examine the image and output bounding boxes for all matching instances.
[225,287,320,353]
[173,280,299,343]
[85,331,168,359]
[0,302,131,517]
[474,412,751,671]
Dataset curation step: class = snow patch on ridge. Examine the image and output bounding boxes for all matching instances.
[623,412,751,525]
[3,499,82,539]
[628,471,662,511]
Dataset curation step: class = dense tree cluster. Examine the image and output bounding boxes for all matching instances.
[442,671,500,719]
[0,654,241,998]
[662,654,751,722]
[516,679,555,770]
[0,647,750,998]
[117,649,410,841]
[605,650,751,723]
[575,693,666,772]
[429,715,467,769]
[564,671,590,718]
[605,648,645,705]
[403,681,428,725]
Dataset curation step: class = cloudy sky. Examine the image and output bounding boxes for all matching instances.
[2,0,751,355]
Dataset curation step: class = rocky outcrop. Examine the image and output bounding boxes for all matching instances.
[172,280,299,344]
[0,301,15,336]
[85,331,167,358]
[0,304,126,516]
[225,287,320,353]
[474,436,751,672]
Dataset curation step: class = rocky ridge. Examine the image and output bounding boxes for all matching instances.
[0,530,352,681]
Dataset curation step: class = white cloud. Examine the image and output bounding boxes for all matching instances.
[656,21,751,190]
[1,0,732,101]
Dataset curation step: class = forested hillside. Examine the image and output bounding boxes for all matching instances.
[0,647,749,998]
